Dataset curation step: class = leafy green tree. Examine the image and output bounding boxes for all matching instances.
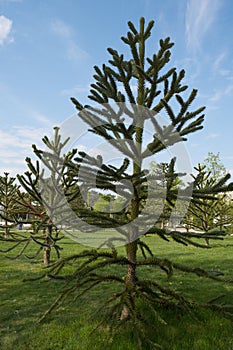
[29,18,233,348]
[203,152,227,180]
[94,194,111,212]
[203,152,233,231]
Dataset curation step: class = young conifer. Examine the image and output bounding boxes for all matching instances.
[31,18,233,348]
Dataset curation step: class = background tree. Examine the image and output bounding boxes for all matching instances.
[94,193,111,213]
[0,188,49,260]
[26,18,233,348]
[17,127,83,265]
[203,152,227,179]
[148,159,185,229]
[0,173,20,238]
[182,163,232,245]
[203,152,233,231]
[0,128,83,265]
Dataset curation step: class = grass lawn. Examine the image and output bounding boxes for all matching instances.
[0,232,233,350]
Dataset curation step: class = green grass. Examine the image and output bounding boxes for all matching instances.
[0,233,233,350]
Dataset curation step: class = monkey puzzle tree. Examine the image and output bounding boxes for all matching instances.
[148,159,185,229]
[0,172,20,238]
[183,163,233,245]
[16,127,85,265]
[35,18,233,348]
[0,128,84,265]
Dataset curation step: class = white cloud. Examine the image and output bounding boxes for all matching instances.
[219,69,232,77]
[190,143,199,148]
[185,0,220,51]
[51,19,89,61]
[206,133,219,139]
[208,90,222,104]
[225,84,233,95]
[66,43,88,61]
[206,82,233,110]
[0,15,13,46]
[175,57,200,83]
[213,52,226,71]
[62,82,138,98]
[212,52,232,77]
[61,85,90,96]
[31,111,54,128]
[0,126,47,177]
[51,19,72,38]
[0,119,85,177]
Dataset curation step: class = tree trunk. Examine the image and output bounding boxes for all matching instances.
[43,223,52,265]
[203,212,210,246]
[43,246,51,265]
[4,219,9,238]
[120,240,138,320]
[205,232,209,246]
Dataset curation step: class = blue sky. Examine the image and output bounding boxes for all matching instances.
[0,0,233,178]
